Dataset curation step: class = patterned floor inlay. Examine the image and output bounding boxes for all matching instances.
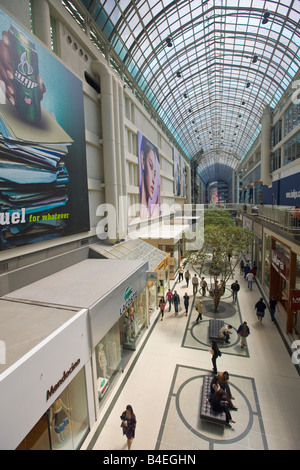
[156,365,268,450]
[182,295,250,358]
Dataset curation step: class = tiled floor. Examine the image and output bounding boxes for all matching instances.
[82,263,300,451]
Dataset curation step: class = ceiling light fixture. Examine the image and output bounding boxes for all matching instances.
[262,11,270,24]
[166,37,172,47]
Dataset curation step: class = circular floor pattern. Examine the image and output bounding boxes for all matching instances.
[202,300,236,319]
[175,374,253,445]
[190,320,240,349]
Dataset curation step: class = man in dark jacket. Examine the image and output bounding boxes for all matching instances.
[255,298,267,324]
[237,321,250,348]
[231,280,240,302]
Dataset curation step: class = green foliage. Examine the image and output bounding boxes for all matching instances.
[183,210,253,310]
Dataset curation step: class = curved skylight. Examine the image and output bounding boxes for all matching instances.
[78,0,300,183]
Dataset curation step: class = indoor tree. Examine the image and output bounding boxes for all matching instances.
[183,210,253,310]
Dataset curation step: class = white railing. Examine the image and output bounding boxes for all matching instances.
[202,203,300,232]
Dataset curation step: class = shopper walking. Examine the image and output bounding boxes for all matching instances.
[195,299,203,322]
[159,297,165,321]
[255,297,267,324]
[246,271,255,290]
[237,321,250,348]
[210,340,222,374]
[244,263,250,279]
[240,259,245,274]
[178,265,184,282]
[166,289,173,312]
[183,292,189,316]
[172,290,180,315]
[231,280,240,302]
[192,274,199,295]
[120,405,136,450]
[269,297,277,323]
[200,277,208,296]
[185,269,191,287]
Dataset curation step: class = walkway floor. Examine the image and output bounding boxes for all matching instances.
[82,263,300,451]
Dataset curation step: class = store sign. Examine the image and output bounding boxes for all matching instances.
[147,272,157,281]
[119,286,138,316]
[271,249,289,280]
[46,359,81,401]
[290,290,300,310]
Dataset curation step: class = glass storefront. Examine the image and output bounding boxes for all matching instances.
[16,367,89,450]
[95,288,148,406]
[96,322,122,405]
[120,288,147,352]
[148,279,158,317]
[294,254,300,336]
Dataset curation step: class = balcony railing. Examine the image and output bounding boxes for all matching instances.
[203,203,300,233]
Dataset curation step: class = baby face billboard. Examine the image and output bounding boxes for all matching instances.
[0,10,90,251]
[138,131,161,219]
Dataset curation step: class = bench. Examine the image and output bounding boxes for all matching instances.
[209,319,224,340]
[200,375,227,425]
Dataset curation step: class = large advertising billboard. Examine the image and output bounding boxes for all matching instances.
[0,10,90,251]
[138,131,161,219]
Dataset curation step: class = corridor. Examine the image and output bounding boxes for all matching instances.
[83,262,300,451]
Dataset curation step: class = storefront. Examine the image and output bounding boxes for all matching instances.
[90,239,170,319]
[267,236,300,335]
[17,363,90,450]
[0,256,149,449]
[93,283,148,407]
[84,257,148,416]
[0,301,92,450]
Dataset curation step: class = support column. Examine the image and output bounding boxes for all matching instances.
[32,0,51,48]
[260,105,272,187]
[0,0,31,30]
[91,60,120,242]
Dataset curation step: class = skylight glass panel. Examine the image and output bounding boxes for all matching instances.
[77,0,300,183]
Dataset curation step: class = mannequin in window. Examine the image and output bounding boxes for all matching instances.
[98,342,108,378]
[49,398,71,443]
[129,307,137,337]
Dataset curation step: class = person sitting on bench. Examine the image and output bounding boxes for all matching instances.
[218,324,233,343]
[210,389,236,428]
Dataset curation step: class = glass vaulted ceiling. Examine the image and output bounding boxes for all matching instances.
[78,0,300,184]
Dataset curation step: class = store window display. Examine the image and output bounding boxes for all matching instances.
[96,323,122,404]
[121,291,147,351]
[148,279,158,317]
[16,367,89,450]
[49,397,71,444]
